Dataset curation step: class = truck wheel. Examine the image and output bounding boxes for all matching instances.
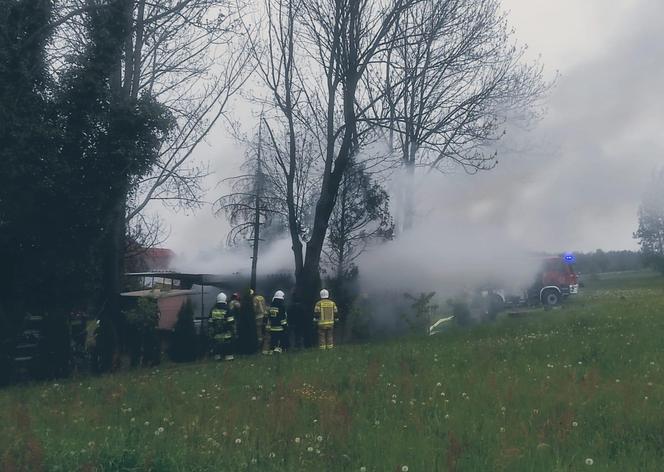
[541,289,561,307]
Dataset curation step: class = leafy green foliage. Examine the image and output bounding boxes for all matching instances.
[401,292,438,334]
[124,298,159,368]
[634,171,664,274]
[324,160,393,279]
[0,0,174,380]
[170,300,197,363]
[36,311,72,380]
[447,297,472,327]
[572,250,643,274]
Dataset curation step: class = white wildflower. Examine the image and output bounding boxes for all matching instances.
[585,458,594,465]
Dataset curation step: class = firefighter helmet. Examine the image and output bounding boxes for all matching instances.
[216,292,227,304]
[273,290,285,300]
[320,289,329,299]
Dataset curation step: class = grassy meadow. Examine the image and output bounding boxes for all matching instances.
[2,271,664,471]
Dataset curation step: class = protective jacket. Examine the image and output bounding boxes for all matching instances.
[254,295,268,324]
[314,299,338,327]
[267,299,288,332]
[209,302,235,341]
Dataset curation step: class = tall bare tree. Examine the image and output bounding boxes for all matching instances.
[379,0,550,230]
[242,0,418,346]
[235,0,550,348]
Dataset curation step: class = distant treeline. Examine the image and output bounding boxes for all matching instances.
[571,250,643,274]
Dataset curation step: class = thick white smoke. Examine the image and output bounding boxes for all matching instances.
[359,170,540,301]
[171,237,295,276]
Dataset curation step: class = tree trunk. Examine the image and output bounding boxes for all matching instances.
[98,0,133,371]
[250,127,262,290]
[402,142,417,230]
[294,68,359,346]
[98,184,127,371]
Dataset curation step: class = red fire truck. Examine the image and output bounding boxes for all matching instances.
[482,255,579,316]
[535,256,579,306]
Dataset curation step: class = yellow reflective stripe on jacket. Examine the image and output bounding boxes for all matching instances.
[315,300,337,326]
[211,309,227,320]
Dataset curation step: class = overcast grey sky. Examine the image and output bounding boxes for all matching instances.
[159,0,664,262]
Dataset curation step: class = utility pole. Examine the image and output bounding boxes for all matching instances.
[250,119,264,291]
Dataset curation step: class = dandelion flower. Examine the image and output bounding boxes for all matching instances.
[235,438,242,445]
[401,466,409,472]
[585,458,594,465]
[316,435,323,442]
[307,446,314,452]
[294,437,301,444]
[572,421,578,427]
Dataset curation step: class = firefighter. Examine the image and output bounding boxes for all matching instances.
[314,289,338,350]
[266,290,288,353]
[252,290,268,347]
[229,293,242,317]
[209,292,236,361]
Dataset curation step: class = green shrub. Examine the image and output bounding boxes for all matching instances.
[170,300,197,362]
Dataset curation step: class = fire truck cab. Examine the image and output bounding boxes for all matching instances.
[533,256,579,307]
